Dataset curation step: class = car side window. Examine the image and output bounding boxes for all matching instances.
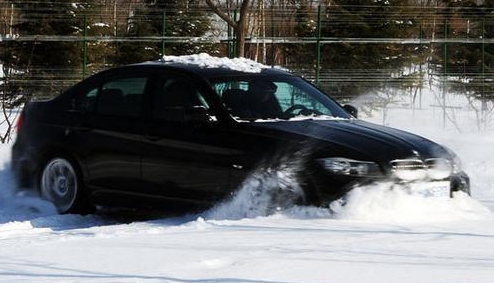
[71,87,98,112]
[153,77,211,121]
[71,77,147,117]
[96,77,147,117]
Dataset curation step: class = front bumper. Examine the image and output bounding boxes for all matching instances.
[306,162,471,204]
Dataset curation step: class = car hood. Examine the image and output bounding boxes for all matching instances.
[248,119,451,163]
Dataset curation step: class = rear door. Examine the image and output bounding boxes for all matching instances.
[141,72,233,207]
[69,69,151,202]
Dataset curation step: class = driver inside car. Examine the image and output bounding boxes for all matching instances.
[245,79,283,119]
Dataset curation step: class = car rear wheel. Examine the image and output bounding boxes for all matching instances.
[39,156,87,214]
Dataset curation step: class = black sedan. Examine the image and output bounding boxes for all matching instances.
[11,58,470,214]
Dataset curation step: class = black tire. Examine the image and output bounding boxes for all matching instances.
[38,155,90,214]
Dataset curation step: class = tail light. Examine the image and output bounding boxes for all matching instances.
[16,111,25,134]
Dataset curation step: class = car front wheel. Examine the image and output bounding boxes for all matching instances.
[39,156,87,214]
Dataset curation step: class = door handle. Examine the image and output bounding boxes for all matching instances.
[64,125,91,136]
[145,135,161,142]
[73,124,92,133]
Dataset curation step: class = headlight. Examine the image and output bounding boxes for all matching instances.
[444,147,463,174]
[317,157,381,177]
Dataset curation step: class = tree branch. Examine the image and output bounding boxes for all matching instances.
[205,0,237,28]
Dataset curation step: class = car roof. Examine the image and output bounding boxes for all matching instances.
[124,60,293,79]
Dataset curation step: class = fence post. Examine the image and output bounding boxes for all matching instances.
[418,21,423,110]
[482,19,486,114]
[82,14,88,79]
[271,2,275,67]
[442,6,449,128]
[162,11,166,57]
[316,5,322,85]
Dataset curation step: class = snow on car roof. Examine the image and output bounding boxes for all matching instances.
[161,53,274,73]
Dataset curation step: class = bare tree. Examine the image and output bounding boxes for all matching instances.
[1,67,19,144]
[205,0,251,57]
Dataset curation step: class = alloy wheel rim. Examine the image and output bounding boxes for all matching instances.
[41,158,78,213]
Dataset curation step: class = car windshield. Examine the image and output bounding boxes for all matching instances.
[210,74,351,121]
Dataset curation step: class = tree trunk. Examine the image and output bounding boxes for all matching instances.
[235,20,247,57]
[205,0,251,58]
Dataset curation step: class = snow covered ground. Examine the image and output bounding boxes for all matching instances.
[1,76,494,282]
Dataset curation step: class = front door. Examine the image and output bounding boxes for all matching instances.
[141,73,232,208]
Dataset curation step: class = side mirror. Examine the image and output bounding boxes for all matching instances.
[185,106,215,123]
[343,104,358,118]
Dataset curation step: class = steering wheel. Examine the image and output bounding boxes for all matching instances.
[283,104,313,117]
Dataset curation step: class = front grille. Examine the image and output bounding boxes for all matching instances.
[390,159,426,170]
